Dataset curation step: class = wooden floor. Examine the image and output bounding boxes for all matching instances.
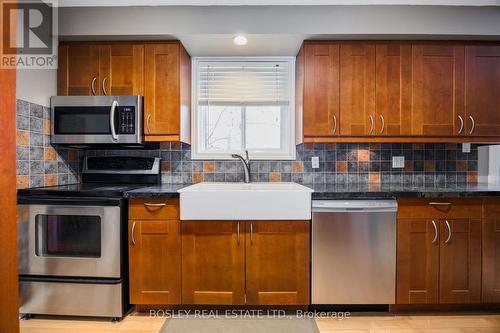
[19,313,500,333]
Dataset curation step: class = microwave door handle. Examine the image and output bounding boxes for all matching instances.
[110,100,119,141]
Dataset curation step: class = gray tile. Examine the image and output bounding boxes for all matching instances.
[30,175,44,187]
[17,100,30,116]
[291,173,303,183]
[30,132,44,147]
[182,173,192,184]
[258,161,270,173]
[58,174,69,185]
[30,161,44,175]
[270,161,280,172]
[30,103,44,118]
[225,173,239,182]
[192,161,203,172]
[30,117,43,133]
[181,161,192,172]
[16,115,30,130]
[302,173,313,184]
[171,173,183,184]
[258,173,269,182]
[57,161,69,174]
[281,173,291,182]
[43,107,51,120]
[44,160,57,174]
[16,146,29,160]
[30,147,44,160]
[214,173,225,182]
[204,173,215,182]
[16,160,29,175]
[280,161,292,173]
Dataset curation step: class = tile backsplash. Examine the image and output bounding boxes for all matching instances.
[86,141,479,186]
[16,100,81,189]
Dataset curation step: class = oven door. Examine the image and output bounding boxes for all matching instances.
[51,95,143,145]
[18,203,122,278]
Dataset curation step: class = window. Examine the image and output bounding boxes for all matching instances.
[192,57,295,160]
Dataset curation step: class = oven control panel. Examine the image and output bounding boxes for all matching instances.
[118,106,136,134]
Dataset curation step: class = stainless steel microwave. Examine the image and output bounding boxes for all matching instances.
[50,96,143,146]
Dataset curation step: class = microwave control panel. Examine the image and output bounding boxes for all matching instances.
[118,107,136,134]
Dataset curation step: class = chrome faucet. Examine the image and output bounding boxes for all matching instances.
[231,150,251,183]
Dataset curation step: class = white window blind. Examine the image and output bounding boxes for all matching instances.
[192,57,295,160]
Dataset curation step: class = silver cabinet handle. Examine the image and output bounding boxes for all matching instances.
[458,115,464,134]
[91,77,97,95]
[131,221,137,246]
[332,114,337,135]
[431,220,438,244]
[143,202,166,208]
[146,114,152,134]
[380,115,385,134]
[110,100,119,141]
[102,77,108,96]
[445,220,452,244]
[369,115,375,135]
[429,202,452,206]
[469,116,475,135]
[250,223,253,245]
[237,222,240,246]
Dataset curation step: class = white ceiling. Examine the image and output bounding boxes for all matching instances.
[58,0,500,7]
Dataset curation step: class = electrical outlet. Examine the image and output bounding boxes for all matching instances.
[462,143,471,153]
[392,156,405,169]
[312,156,320,169]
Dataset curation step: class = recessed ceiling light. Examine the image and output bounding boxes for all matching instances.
[233,35,248,46]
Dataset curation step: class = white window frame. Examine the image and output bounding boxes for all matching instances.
[191,57,296,160]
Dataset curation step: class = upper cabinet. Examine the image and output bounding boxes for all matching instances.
[58,41,191,143]
[465,45,500,136]
[411,45,465,137]
[144,43,191,142]
[297,41,500,142]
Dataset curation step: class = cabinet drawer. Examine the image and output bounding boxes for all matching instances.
[129,198,179,220]
[397,198,481,219]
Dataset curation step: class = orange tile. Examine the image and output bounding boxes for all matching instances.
[161,161,171,172]
[269,172,281,182]
[44,147,57,160]
[16,176,29,189]
[369,172,381,184]
[404,161,413,172]
[467,172,478,184]
[16,130,30,145]
[43,119,51,134]
[159,142,171,150]
[369,183,381,191]
[292,161,304,173]
[303,143,314,150]
[358,149,370,162]
[369,143,381,150]
[336,161,347,173]
[192,172,204,184]
[325,143,336,150]
[203,161,215,172]
[446,143,458,150]
[457,160,467,172]
[44,175,57,186]
[424,160,435,172]
[413,143,425,149]
[171,142,182,150]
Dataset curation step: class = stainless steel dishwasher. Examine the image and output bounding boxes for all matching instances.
[312,200,397,305]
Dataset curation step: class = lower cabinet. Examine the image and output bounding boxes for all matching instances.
[397,199,482,304]
[181,220,310,305]
[129,219,182,304]
[482,198,500,303]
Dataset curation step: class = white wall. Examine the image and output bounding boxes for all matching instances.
[16,69,57,107]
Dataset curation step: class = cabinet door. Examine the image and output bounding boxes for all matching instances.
[302,43,340,137]
[397,219,439,304]
[465,46,500,136]
[58,44,100,96]
[339,44,376,136]
[482,198,500,302]
[439,218,481,304]
[411,44,465,136]
[375,44,412,136]
[129,219,181,304]
[182,221,245,305]
[144,43,180,137]
[99,44,144,96]
[246,221,310,305]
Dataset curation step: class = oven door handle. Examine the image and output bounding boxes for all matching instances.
[110,100,119,142]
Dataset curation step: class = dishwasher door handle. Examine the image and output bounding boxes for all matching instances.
[313,207,397,213]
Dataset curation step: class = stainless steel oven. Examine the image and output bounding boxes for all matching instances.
[18,202,121,278]
[51,95,143,146]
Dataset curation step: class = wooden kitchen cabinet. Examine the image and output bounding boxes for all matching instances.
[339,44,376,136]
[411,44,465,136]
[58,44,100,96]
[465,46,500,136]
[128,219,181,304]
[245,221,310,305]
[144,42,191,142]
[181,221,246,305]
[482,198,500,303]
[397,198,482,305]
[397,218,440,304]
[299,42,340,138]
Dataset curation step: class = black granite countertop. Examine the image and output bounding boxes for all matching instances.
[123,182,500,199]
[309,183,500,199]
[123,184,186,198]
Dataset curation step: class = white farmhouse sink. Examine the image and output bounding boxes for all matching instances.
[178,182,313,220]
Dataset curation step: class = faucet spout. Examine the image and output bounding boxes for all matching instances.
[231,150,251,183]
